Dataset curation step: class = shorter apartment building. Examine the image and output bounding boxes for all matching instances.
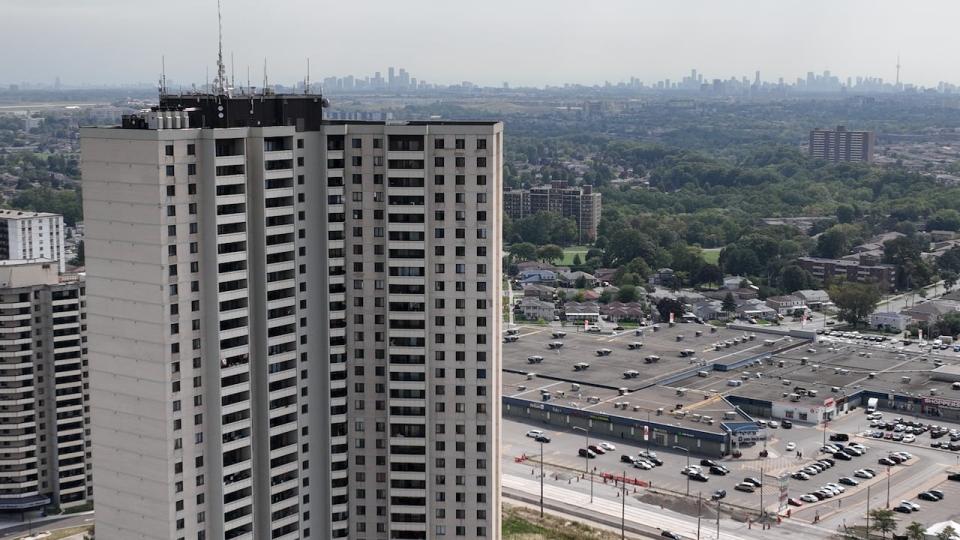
[0,210,66,273]
[796,257,897,291]
[809,125,875,163]
[0,260,89,513]
[869,311,912,332]
[765,295,806,315]
[503,181,601,241]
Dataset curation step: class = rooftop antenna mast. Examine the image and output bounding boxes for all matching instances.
[215,0,227,95]
[231,52,235,94]
[160,55,167,95]
[305,58,311,94]
[263,58,269,94]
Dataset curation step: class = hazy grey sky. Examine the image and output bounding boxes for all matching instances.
[3,0,959,88]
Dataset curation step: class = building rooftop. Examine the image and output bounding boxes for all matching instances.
[0,209,59,219]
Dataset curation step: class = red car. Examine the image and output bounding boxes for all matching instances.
[788,498,803,507]
[588,444,606,455]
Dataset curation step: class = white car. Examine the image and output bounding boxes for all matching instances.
[633,460,653,470]
[900,500,920,511]
[525,430,544,438]
[854,469,875,479]
[825,483,846,493]
[800,494,819,503]
[785,442,797,451]
[598,442,616,451]
[903,434,916,443]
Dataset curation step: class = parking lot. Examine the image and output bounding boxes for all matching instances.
[503,407,960,528]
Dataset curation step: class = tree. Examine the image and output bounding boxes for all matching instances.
[693,263,724,286]
[536,244,564,263]
[836,204,855,224]
[508,242,537,262]
[869,508,897,539]
[905,521,926,540]
[944,270,959,292]
[656,297,685,322]
[928,209,960,232]
[936,525,958,540]
[617,285,639,303]
[829,282,881,325]
[780,264,814,293]
[813,226,852,259]
[721,292,737,313]
[572,253,583,266]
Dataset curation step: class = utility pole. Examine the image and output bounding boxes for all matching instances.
[697,491,702,540]
[621,469,627,540]
[574,426,593,503]
[646,410,651,454]
[674,446,691,496]
[886,466,891,509]
[759,457,765,522]
[866,485,871,535]
[539,439,544,518]
[716,499,721,540]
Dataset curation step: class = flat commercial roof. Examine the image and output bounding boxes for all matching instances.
[503,323,790,391]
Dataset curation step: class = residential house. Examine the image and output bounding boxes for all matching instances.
[519,297,556,321]
[869,312,912,332]
[736,299,777,321]
[722,276,748,290]
[516,261,567,274]
[692,299,729,322]
[594,268,618,284]
[765,295,806,315]
[648,268,676,286]
[901,301,957,325]
[522,283,556,302]
[794,289,831,310]
[600,302,645,322]
[558,271,599,288]
[519,269,556,285]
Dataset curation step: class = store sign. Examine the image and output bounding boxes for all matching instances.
[823,397,835,407]
[925,397,960,409]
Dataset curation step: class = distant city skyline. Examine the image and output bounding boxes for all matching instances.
[3,0,960,88]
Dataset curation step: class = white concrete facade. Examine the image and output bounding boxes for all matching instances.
[81,101,502,540]
[0,210,66,273]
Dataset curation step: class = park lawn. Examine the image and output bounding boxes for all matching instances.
[560,246,590,266]
[701,248,721,265]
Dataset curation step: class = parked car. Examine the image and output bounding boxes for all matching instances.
[734,482,757,493]
[833,452,852,461]
[689,472,710,482]
[598,442,616,451]
[830,433,850,442]
[918,491,941,502]
[743,477,762,487]
[578,448,596,459]
[838,477,859,486]
[711,489,727,500]
[800,494,819,503]
[661,532,683,540]
[900,500,920,512]
[700,459,719,467]
[709,465,729,476]
[526,429,544,438]
[788,497,803,507]
[633,460,653,470]
[588,445,606,455]
[785,442,797,451]
[854,469,874,479]
[929,489,945,500]
[893,504,913,514]
[878,457,897,466]
[782,420,793,429]
[621,455,637,464]
[534,434,551,443]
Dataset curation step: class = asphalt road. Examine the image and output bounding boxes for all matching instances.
[0,513,94,540]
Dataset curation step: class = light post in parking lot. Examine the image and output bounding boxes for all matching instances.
[573,426,593,503]
[673,445,690,496]
[886,466,891,509]
[621,468,627,540]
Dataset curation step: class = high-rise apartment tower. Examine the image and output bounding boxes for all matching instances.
[808,125,875,163]
[81,93,502,540]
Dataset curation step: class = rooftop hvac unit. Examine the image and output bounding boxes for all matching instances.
[831,386,840,392]
[619,388,629,396]
[527,373,535,380]
[656,407,664,415]
[901,376,911,384]
[789,393,801,402]
[778,360,785,368]
[517,385,527,391]
[696,330,703,337]
[692,414,702,422]
[801,357,809,365]
[633,405,641,411]
[676,388,686,396]
[808,389,818,397]
[703,416,714,424]
[782,379,792,385]
[930,388,939,396]
[868,371,876,379]
[953,382,960,390]
[782,392,789,398]
[571,383,580,391]
[711,326,717,333]
[723,411,737,420]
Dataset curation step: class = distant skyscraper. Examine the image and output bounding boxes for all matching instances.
[82,92,503,540]
[809,125,875,163]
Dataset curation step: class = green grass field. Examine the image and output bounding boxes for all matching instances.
[559,246,590,266]
[701,248,721,265]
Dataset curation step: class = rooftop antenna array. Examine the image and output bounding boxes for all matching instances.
[215,0,228,96]
[263,58,269,95]
[159,55,167,95]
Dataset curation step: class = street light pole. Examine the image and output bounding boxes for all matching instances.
[697,491,702,540]
[539,439,544,519]
[759,456,765,522]
[621,469,626,540]
[574,426,593,503]
[866,484,871,534]
[673,446,690,496]
[886,466,891,509]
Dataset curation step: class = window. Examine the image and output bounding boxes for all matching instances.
[435,175,444,185]
[476,138,487,150]
[455,157,465,168]
[434,138,445,149]
[187,163,196,176]
[434,156,445,167]
[352,156,362,166]
[477,157,487,168]
[166,165,175,176]
[166,145,174,156]
[373,138,382,149]
[352,138,362,149]
[187,143,196,155]
[477,175,486,186]
[455,138,465,149]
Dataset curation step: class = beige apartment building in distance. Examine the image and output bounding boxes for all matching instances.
[81,93,502,540]
[0,259,90,513]
[808,125,875,163]
[503,181,601,242]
